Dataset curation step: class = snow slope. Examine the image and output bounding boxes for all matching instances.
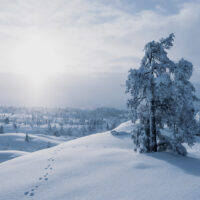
[0,121,200,200]
[0,150,29,163]
[113,120,134,133]
[0,133,74,162]
[0,133,72,152]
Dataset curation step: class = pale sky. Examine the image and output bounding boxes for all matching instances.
[0,0,200,108]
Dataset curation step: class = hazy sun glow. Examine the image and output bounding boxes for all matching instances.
[11,33,64,89]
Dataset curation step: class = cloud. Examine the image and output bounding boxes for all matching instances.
[0,0,199,107]
[0,0,200,74]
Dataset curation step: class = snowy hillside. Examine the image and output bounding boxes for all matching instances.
[0,133,71,152]
[112,120,134,133]
[0,133,73,162]
[0,150,29,163]
[0,121,200,200]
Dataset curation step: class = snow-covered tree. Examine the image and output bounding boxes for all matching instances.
[25,133,30,142]
[126,33,198,154]
[0,125,4,134]
[59,124,65,135]
[13,122,18,133]
[4,117,9,124]
[47,142,51,148]
[47,120,52,131]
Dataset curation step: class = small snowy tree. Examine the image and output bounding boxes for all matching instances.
[47,142,51,148]
[0,125,4,134]
[4,117,9,124]
[47,120,52,132]
[126,33,198,155]
[59,124,65,135]
[13,122,18,133]
[25,133,30,142]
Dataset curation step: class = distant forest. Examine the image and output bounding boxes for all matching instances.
[0,107,128,137]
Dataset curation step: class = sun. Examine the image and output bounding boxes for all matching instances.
[11,33,63,89]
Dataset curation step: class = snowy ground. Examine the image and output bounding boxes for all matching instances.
[0,121,200,200]
[0,150,29,163]
[0,133,74,162]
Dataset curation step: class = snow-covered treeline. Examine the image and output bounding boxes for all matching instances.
[0,106,128,137]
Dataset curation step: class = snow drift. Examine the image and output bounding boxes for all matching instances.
[0,121,200,200]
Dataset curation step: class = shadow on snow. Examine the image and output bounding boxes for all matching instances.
[148,152,200,177]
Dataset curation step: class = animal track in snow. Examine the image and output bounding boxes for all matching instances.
[29,192,34,196]
[48,157,55,162]
[24,190,35,197]
[24,147,62,197]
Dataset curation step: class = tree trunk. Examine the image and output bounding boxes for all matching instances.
[151,99,157,152]
[149,55,157,152]
[145,119,150,152]
[149,77,157,152]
